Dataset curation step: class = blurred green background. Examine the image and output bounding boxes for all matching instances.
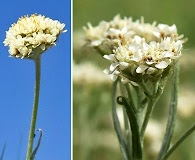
[73,0,195,160]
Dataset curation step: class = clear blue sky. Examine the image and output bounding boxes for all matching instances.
[0,0,71,159]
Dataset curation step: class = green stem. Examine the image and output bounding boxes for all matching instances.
[139,80,152,97]
[140,97,155,138]
[26,56,41,160]
[125,83,136,112]
[140,83,164,138]
[160,123,195,160]
[134,85,147,132]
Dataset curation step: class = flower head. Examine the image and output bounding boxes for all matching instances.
[106,37,183,82]
[4,14,66,59]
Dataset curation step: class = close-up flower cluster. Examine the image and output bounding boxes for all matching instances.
[84,15,186,83]
[4,14,66,59]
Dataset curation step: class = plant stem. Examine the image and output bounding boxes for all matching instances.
[125,83,136,112]
[140,97,155,138]
[26,56,41,160]
[140,82,164,139]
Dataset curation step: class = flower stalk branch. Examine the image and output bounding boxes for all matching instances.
[140,97,156,138]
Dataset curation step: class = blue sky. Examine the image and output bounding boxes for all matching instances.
[0,0,71,160]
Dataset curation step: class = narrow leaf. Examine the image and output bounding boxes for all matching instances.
[117,96,142,160]
[30,129,43,160]
[112,80,131,160]
[160,123,195,160]
[0,143,6,160]
[157,63,179,160]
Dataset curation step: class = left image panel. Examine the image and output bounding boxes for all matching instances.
[0,0,71,159]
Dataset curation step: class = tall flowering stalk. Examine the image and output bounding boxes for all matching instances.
[83,15,195,160]
[4,14,66,160]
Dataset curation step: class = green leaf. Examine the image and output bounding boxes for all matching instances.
[117,96,142,160]
[0,143,6,160]
[157,63,179,160]
[160,123,195,160]
[30,129,43,160]
[112,80,131,160]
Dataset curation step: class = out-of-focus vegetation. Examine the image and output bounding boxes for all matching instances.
[73,0,195,159]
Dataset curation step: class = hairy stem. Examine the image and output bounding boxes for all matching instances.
[26,56,41,160]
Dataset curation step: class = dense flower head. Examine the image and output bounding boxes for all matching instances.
[4,14,66,59]
[84,15,186,83]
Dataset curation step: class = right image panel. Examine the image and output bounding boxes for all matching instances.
[73,1,195,160]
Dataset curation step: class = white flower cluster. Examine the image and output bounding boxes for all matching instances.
[84,15,186,82]
[4,14,66,59]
